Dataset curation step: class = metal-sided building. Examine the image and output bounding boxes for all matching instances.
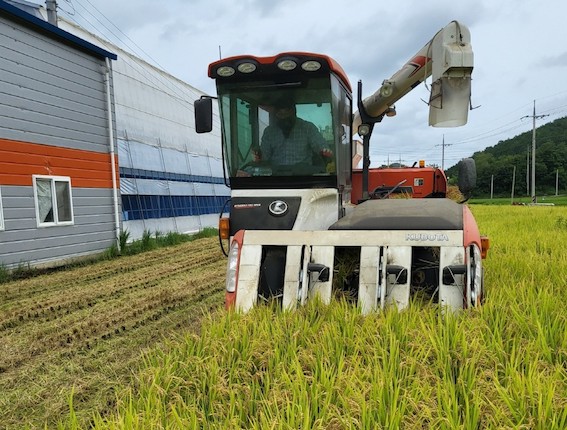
[53,15,230,241]
[0,0,120,269]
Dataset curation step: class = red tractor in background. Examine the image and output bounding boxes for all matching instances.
[351,163,448,202]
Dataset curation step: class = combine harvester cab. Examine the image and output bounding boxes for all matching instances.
[195,21,489,314]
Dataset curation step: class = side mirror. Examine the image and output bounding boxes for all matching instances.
[458,158,476,199]
[194,97,213,133]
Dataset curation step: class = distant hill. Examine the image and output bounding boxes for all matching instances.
[447,116,567,197]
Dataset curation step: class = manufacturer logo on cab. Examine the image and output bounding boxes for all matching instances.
[269,200,288,216]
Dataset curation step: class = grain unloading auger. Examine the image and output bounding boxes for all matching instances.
[194,20,489,313]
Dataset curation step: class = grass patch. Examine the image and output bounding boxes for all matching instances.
[121,228,217,256]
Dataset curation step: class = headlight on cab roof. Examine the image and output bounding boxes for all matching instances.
[237,62,257,73]
[301,60,322,71]
[217,66,235,77]
[277,59,297,71]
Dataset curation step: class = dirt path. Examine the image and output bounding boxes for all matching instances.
[0,237,226,429]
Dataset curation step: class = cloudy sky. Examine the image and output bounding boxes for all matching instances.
[26,0,567,168]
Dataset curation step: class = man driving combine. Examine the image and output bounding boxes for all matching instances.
[254,97,333,168]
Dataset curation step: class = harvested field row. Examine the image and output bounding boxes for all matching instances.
[0,243,221,328]
[0,244,219,304]
[0,236,225,430]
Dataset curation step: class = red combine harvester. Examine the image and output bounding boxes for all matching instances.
[195,21,489,313]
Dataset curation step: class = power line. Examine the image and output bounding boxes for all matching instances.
[57,1,206,107]
[77,0,169,73]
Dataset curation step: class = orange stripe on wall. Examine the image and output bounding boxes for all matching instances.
[0,138,119,188]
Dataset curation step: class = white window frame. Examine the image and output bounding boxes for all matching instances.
[33,175,74,227]
[0,187,4,231]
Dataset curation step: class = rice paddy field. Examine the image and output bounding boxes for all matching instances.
[1,205,567,429]
[0,237,225,429]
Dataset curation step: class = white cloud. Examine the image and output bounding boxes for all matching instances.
[25,0,567,167]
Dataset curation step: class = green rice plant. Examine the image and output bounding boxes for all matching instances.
[556,216,567,229]
[23,205,567,429]
[492,359,566,429]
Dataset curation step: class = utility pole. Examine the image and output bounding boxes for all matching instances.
[511,165,516,204]
[526,145,530,195]
[435,134,453,170]
[556,169,559,196]
[522,100,548,203]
